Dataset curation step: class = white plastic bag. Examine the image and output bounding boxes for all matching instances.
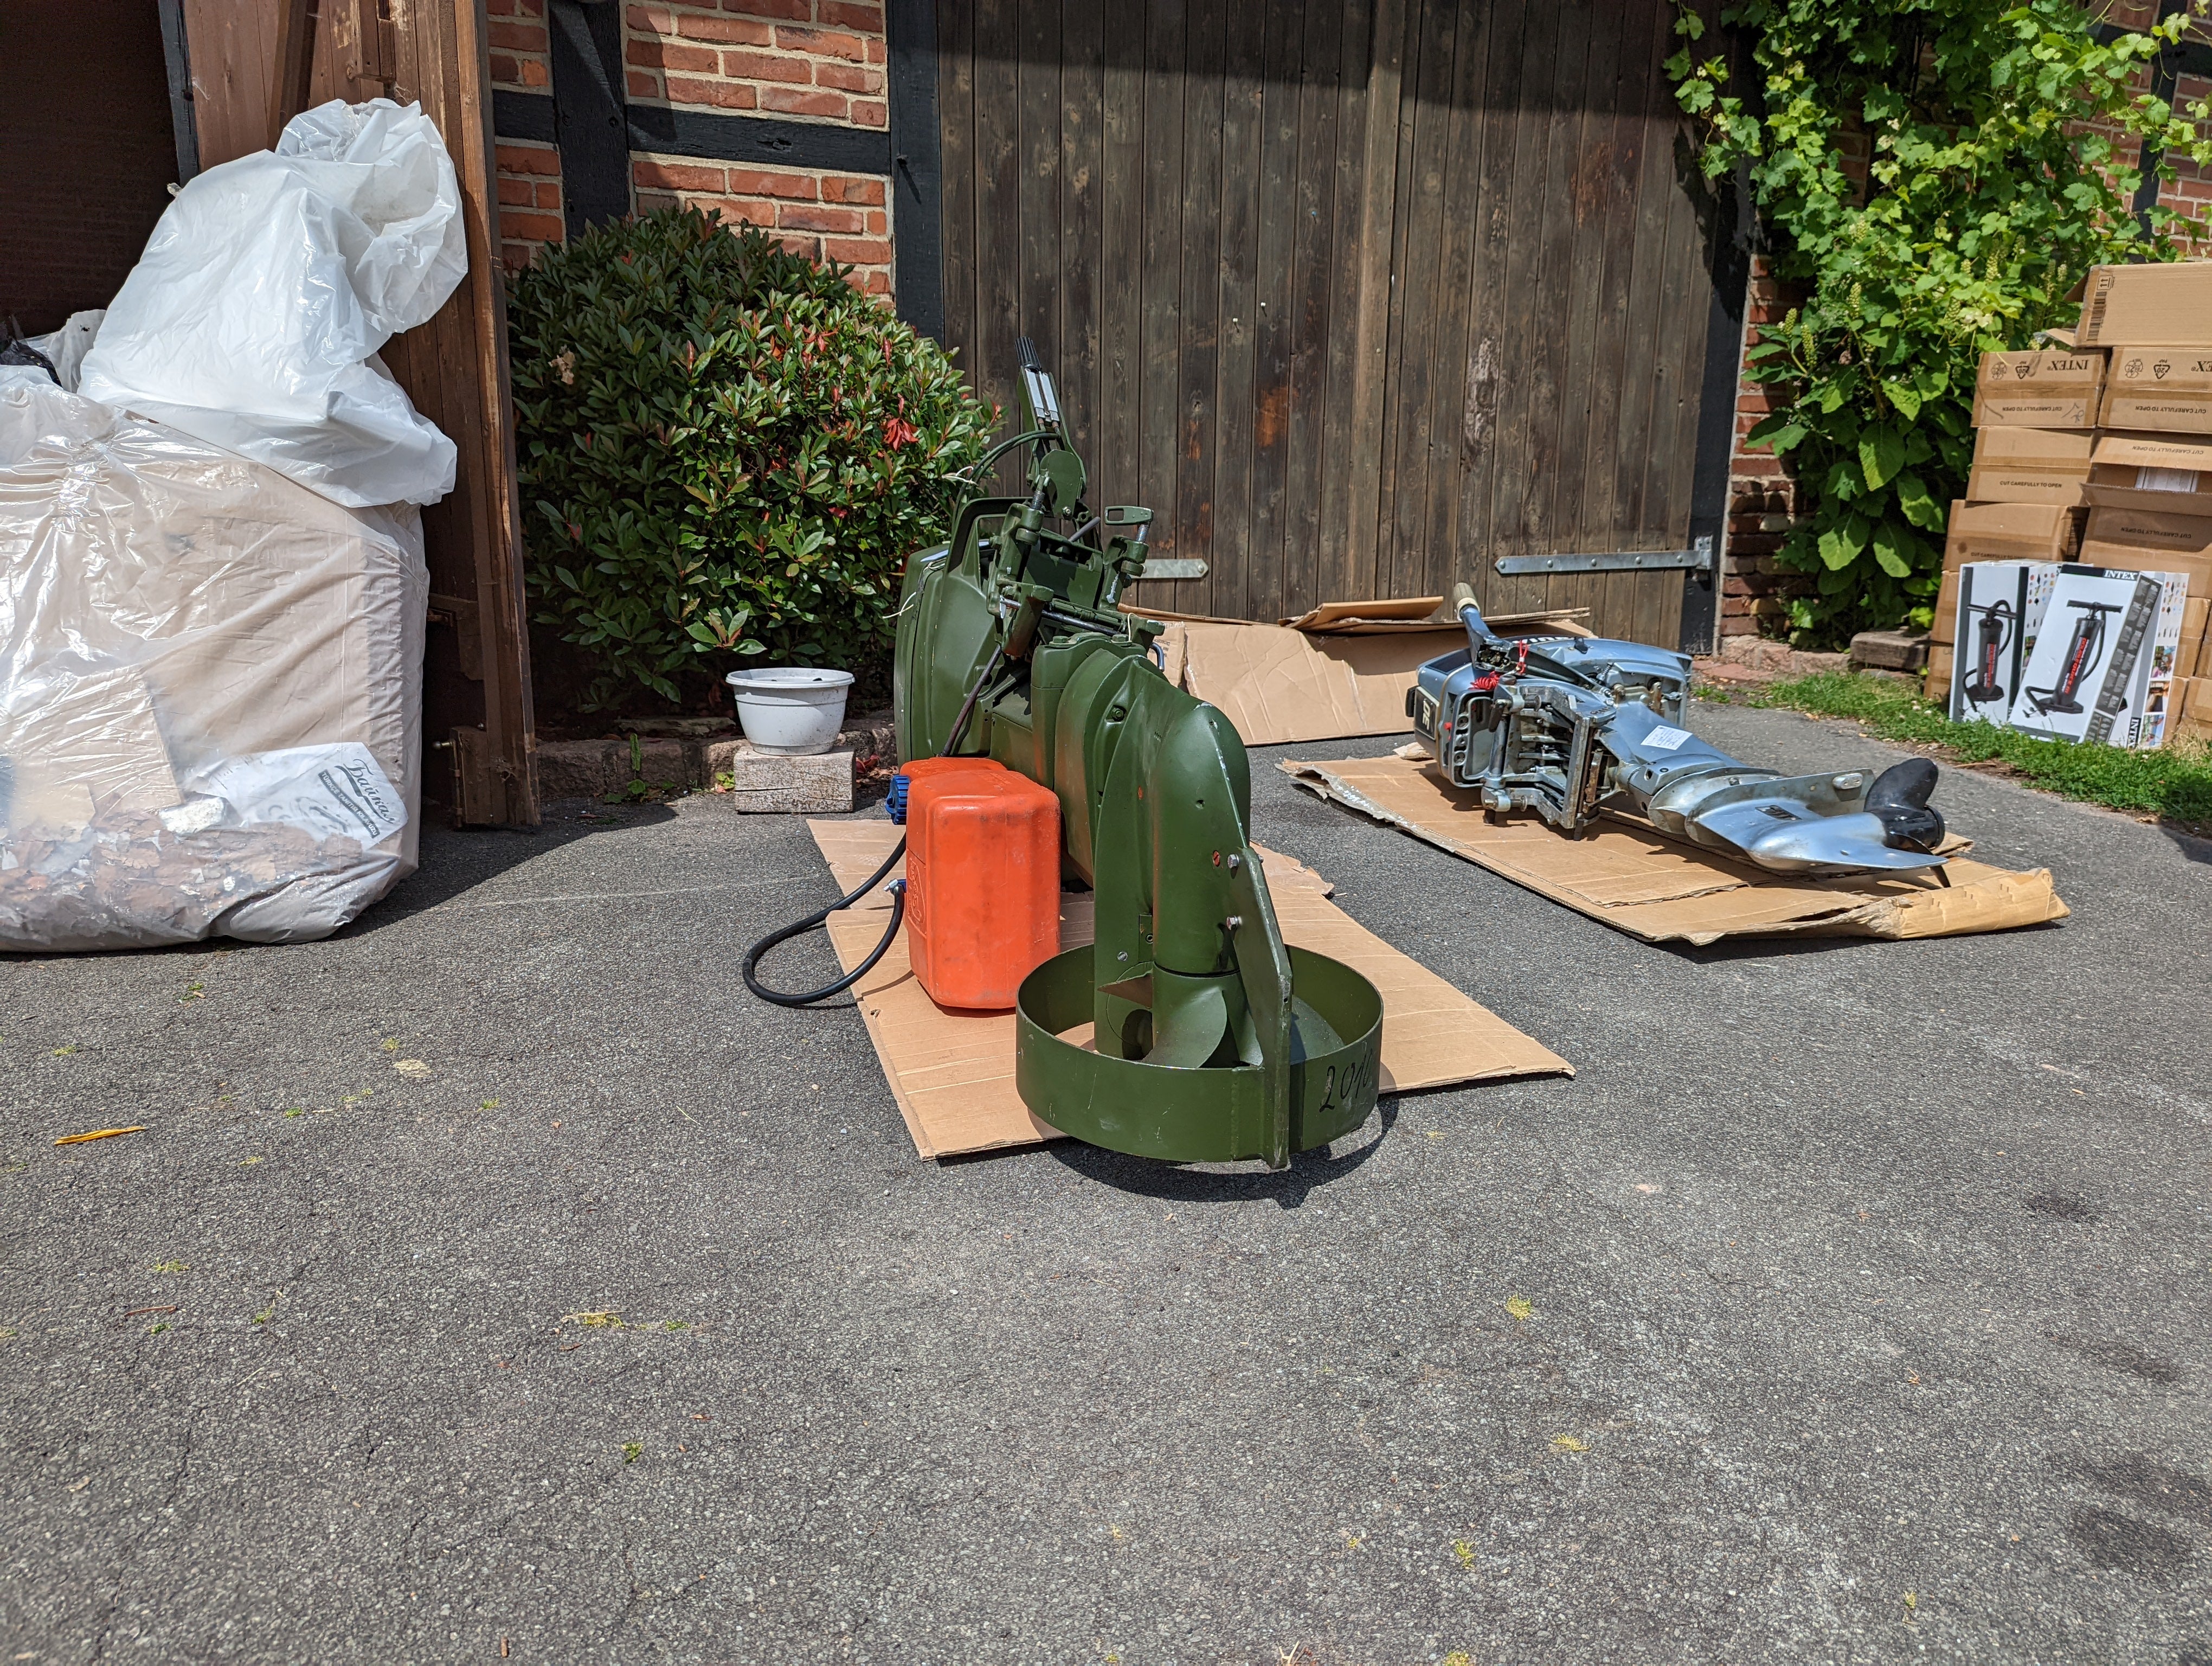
[0,380,428,951]
[78,99,467,509]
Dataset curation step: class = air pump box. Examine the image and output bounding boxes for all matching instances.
[2005,566,2189,747]
[1947,562,2056,726]
[900,757,1062,1011]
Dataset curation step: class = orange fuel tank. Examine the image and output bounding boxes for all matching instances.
[900,757,1062,1010]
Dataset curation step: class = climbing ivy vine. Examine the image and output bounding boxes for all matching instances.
[1669,1,2212,644]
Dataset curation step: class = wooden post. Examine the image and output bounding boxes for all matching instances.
[183,0,540,826]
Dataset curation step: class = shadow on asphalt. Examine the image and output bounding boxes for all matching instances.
[338,799,681,932]
[1036,1101,1400,1208]
[2160,824,2212,867]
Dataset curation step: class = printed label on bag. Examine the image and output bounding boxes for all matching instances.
[194,744,408,847]
[1643,725,1693,751]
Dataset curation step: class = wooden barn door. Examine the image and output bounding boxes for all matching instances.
[929,0,1737,649]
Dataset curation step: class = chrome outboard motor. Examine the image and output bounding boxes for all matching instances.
[1406,586,1946,876]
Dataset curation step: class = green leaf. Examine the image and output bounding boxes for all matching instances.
[1871,523,1912,579]
[1860,427,1907,491]
[1894,472,1944,531]
[1817,518,1865,571]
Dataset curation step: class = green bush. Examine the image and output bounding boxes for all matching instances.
[507,206,995,708]
[1668,2,2212,648]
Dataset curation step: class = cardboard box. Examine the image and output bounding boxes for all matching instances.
[2181,593,2209,678]
[2176,676,2212,742]
[1948,562,2057,725]
[1972,348,2105,427]
[1924,641,1954,703]
[1945,499,2086,565]
[2096,345,2212,432]
[2076,261,2212,347]
[2079,504,2212,595]
[2007,567,2185,747]
[1965,426,2095,505]
[2083,431,2212,516]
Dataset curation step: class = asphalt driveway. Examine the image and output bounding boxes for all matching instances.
[3,698,2207,1664]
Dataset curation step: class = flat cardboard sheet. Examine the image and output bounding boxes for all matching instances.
[1282,753,2071,947]
[1144,609,1590,746]
[806,818,1570,1159]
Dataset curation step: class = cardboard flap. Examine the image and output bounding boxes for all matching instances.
[2093,431,2212,469]
[806,818,1570,1158]
[1281,754,2070,947]
[1975,427,2097,465]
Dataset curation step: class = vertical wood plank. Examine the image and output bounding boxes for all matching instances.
[1379,0,1458,600]
[1541,0,1624,631]
[1100,0,1147,514]
[1282,0,1345,618]
[183,0,273,168]
[972,0,1025,486]
[1173,0,1227,613]
[1316,0,1390,604]
[936,1,978,380]
[1243,2,1307,623]
[1450,0,1526,608]
[1475,0,1563,616]
[1138,0,1187,571]
[1210,0,1267,618]
[1422,0,1494,601]
[1017,1,1063,390]
[1060,0,1105,484]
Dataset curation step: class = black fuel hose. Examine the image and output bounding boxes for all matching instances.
[740,648,1004,1008]
[742,846,908,1007]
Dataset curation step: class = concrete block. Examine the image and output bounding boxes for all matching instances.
[1849,630,1930,672]
[705,739,853,812]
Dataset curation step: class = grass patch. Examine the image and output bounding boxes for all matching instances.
[1714,671,2212,829]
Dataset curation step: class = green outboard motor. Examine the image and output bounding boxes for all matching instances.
[893,341,1382,1168]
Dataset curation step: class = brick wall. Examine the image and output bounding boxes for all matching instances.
[481,0,895,292]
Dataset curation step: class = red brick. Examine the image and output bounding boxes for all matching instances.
[497,176,536,206]
[761,86,847,118]
[778,203,865,234]
[633,157,730,191]
[848,99,886,127]
[627,3,676,28]
[630,37,721,72]
[628,70,665,97]
[497,142,562,175]
[814,62,882,93]
[488,20,548,49]
[822,235,892,265]
[673,12,774,43]
[856,269,893,296]
[535,182,563,209]
[487,0,519,14]
[863,209,886,234]
[819,176,884,206]
[725,0,811,18]
[501,210,566,242]
[720,48,814,82]
[773,233,822,260]
[864,36,885,64]
[501,244,533,272]
[821,1,883,30]
[775,25,867,60]
[726,168,818,200]
[518,59,551,87]
[665,74,758,107]
[488,53,520,84]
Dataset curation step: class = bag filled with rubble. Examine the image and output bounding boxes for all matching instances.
[0,380,427,951]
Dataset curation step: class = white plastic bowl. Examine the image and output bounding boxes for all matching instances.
[726,667,854,755]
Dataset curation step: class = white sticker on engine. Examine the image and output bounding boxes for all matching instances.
[1642,725,1693,751]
